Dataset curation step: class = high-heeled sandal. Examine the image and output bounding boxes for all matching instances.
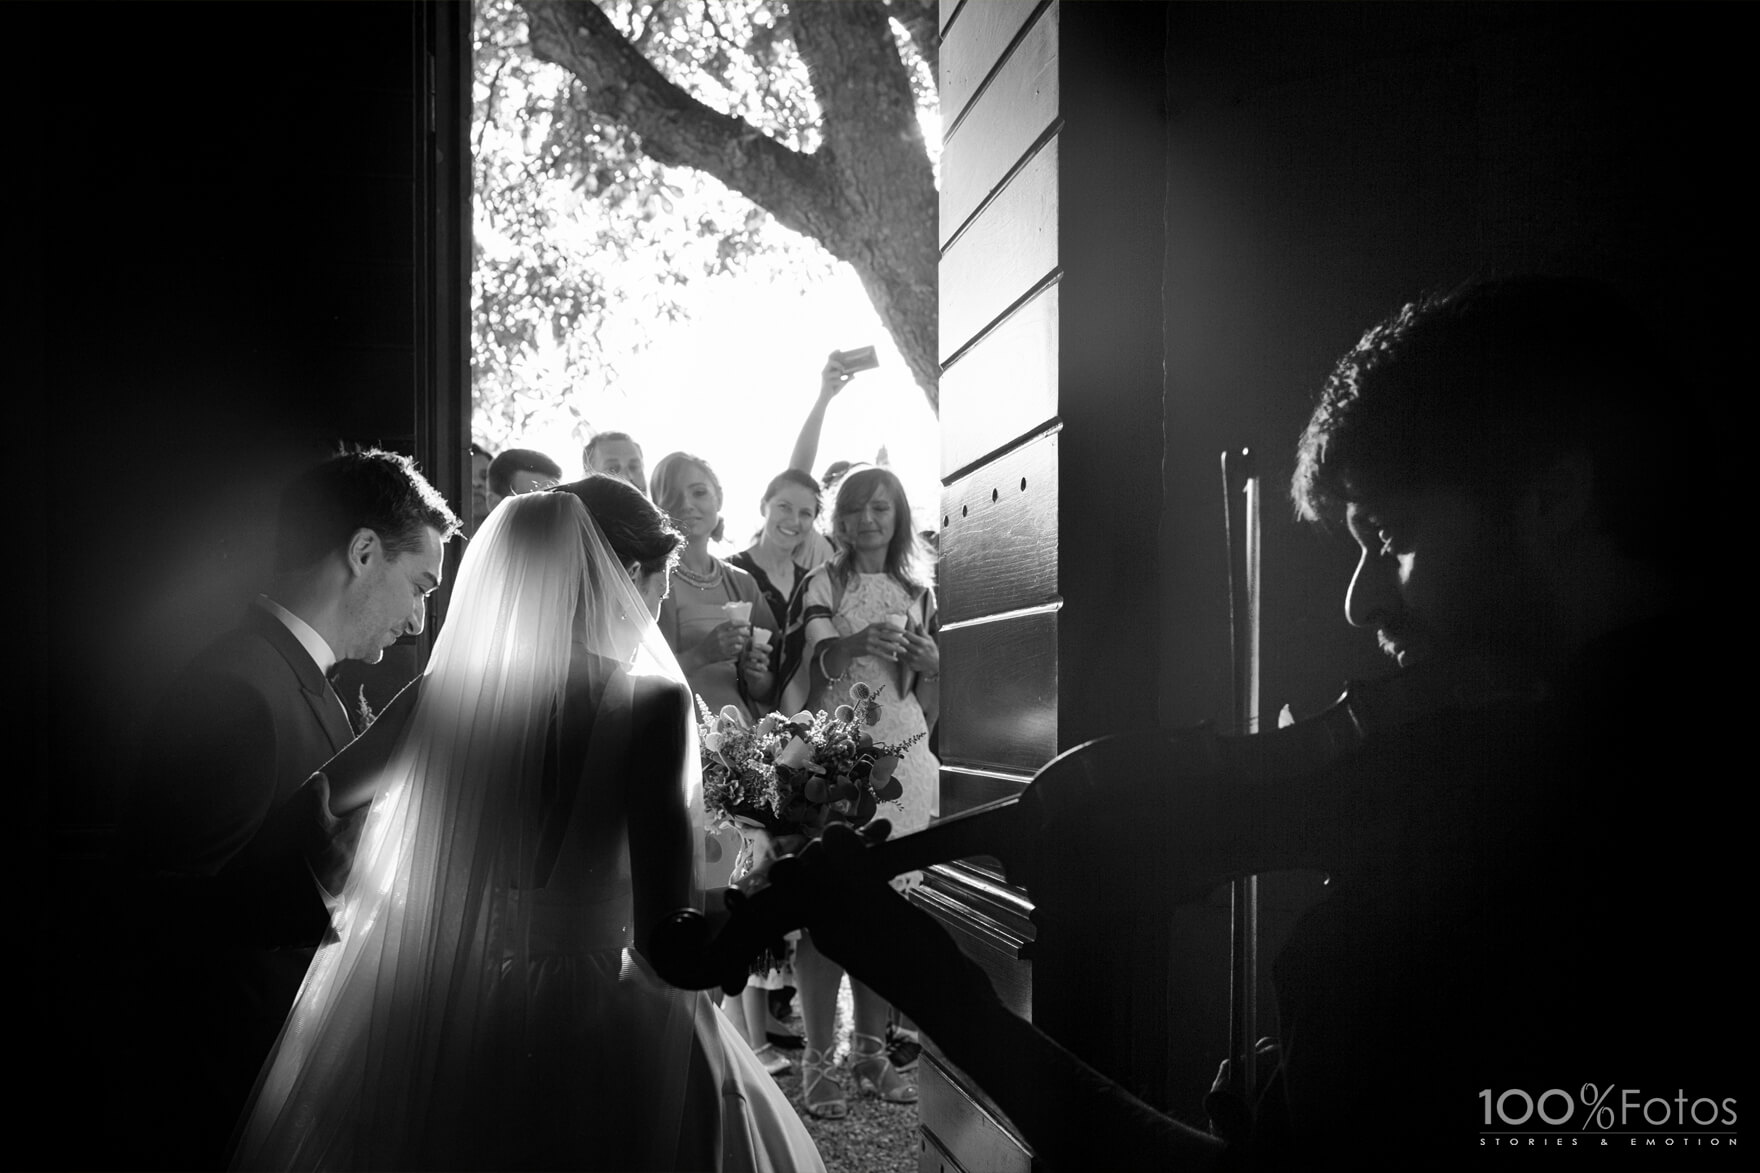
[849,1032,918,1104]
[801,1047,848,1119]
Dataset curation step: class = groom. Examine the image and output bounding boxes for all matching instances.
[114,448,460,1169]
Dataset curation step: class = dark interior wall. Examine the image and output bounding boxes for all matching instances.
[1153,1,1747,1116]
[20,2,446,848]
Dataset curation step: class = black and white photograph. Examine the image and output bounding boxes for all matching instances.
[18,2,1746,1170]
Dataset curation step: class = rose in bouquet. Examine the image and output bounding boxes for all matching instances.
[697,681,924,843]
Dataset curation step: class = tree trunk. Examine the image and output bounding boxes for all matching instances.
[520,0,940,411]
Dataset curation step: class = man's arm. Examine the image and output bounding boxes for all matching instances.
[769,825,1226,1172]
[322,678,421,815]
[120,674,282,877]
[625,678,699,958]
[119,675,331,947]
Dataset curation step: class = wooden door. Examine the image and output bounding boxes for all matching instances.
[924,4,1170,1169]
[925,6,1749,1171]
[19,6,471,1161]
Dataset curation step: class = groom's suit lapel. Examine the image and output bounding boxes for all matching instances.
[243,605,356,755]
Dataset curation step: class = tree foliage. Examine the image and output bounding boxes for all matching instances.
[473,0,940,449]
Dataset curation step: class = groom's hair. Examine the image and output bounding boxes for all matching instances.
[552,474,682,577]
[276,448,461,572]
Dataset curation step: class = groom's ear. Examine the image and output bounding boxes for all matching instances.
[345,528,383,578]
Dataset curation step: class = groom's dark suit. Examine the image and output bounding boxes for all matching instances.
[116,601,359,1168]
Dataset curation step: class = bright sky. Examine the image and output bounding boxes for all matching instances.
[506,265,942,556]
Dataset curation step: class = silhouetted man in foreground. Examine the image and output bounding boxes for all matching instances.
[761,277,1735,1170]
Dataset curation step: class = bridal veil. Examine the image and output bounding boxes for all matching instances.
[233,491,711,1169]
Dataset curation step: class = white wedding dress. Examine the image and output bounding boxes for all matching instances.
[233,492,824,1172]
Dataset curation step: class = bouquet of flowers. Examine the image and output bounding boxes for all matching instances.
[697,682,924,842]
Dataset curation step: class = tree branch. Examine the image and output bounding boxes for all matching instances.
[519,0,847,245]
[517,0,939,410]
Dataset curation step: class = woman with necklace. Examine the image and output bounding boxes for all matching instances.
[729,468,829,718]
[650,454,778,898]
[650,453,778,721]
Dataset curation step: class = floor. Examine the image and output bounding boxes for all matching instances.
[740,977,921,1173]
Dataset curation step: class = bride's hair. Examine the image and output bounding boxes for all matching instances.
[552,474,684,576]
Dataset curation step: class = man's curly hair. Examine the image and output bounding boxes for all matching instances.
[1292,275,1682,564]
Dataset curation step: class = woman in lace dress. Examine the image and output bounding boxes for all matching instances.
[790,466,939,1119]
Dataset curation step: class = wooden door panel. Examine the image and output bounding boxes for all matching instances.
[939,138,1060,362]
[937,0,960,37]
[938,611,1058,774]
[939,284,1060,479]
[918,1059,1033,1173]
[940,0,1047,132]
[937,764,1030,819]
[938,432,1060,624]
[940,2,1060,247]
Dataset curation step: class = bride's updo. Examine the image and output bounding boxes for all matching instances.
[551,473,683,577]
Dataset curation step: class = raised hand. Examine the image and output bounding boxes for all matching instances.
[820,351,856,400]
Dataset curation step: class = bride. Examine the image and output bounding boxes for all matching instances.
[233,477,826,1172]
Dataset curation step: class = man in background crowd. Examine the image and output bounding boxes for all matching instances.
[470,441,497,530]
[488,447,563,499]
[583,430,648,496]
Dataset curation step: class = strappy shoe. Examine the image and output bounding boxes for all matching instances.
[801,1047,848,1119]
[850,1032,918,1104]
[752,1042,793,1076]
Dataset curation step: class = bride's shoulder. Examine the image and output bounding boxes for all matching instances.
[628,672,691,733]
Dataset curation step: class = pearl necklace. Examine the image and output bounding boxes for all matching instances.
[673,559,723,592]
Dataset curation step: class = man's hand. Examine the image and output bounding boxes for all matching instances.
[302,771,365,898]
[761,822,1001,1033]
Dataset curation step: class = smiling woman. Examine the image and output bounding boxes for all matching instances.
[650,451,781,725]
[730,468,828,717]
